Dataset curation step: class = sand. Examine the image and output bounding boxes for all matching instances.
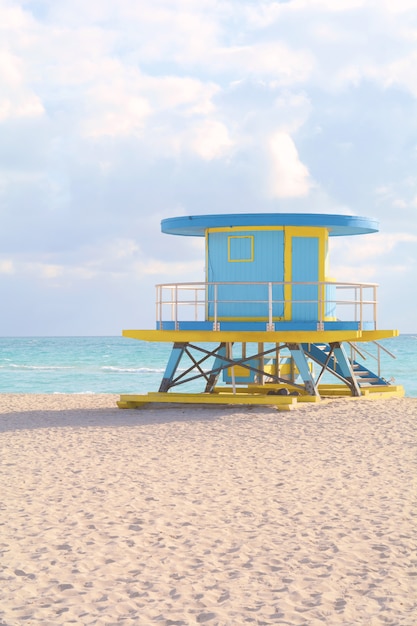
[0,394,416,625]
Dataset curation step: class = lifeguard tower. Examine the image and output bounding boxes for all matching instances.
[118,213,403,410]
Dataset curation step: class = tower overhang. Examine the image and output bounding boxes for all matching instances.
[161,213,379,237]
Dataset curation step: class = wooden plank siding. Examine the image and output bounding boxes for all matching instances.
[291,236,319,321]
[207,229,285,320]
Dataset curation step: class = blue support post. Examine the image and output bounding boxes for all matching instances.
[159,343,187,392]
[205,343,228,392]
[288,343,319,396]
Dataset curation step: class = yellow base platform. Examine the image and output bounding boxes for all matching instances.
[118,391,302,411]
[118,384,404,412]
[318,384,405,399]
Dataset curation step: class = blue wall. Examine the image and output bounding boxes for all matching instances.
[207,230,284,319]
[291,237,319,321]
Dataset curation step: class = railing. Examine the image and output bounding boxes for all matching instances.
[156,281,378,330]
[349,340,396,378]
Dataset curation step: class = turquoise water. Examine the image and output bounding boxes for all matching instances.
[0,335,416,397]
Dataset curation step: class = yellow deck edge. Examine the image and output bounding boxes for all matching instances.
[123,328,399,343]
[360,329,400,341]
[123,329,364,343]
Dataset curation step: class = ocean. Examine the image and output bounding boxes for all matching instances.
[0,335,416,397]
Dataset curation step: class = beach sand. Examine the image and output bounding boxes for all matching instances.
[0,394,416,625]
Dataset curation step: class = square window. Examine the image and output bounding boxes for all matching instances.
[228,236,254,262]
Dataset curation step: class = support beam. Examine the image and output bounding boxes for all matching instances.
[287,343,319,396]
[302,342,362,396]
[331,342,361,397]
[205,343,227,392]
[159,343,187,392]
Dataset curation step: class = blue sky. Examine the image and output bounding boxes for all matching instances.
[1,0,416,335]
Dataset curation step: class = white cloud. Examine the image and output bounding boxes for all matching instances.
[241,0,417,97]
[74,62,221,139]
[375,51,417,97]
[0,234,201,288]
[136,259,199,277]
[39,0,222,73]
[375,185,417,213]
[213,42,314,84]
[0,49,22,87]
[38,264,64,279]
[329,262,378,282]
[296,0,367,10]
[10,261,97,282]
[243,0,367,30]
[0,49,44,121]
[0,93,44,121]
[273,90,312,134]
[351,233,417,260]
[82,88,151,138]
[268,131,312,198]
[189,120,234,160]
[330,232,417,282]
[107,239,140,260]
[0,259,14,274]
[145,75,219,115]
[381,0,417,13]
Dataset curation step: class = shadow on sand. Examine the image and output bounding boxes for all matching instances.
[0,401,267,433]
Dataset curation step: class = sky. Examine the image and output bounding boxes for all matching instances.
[0,0,416,336]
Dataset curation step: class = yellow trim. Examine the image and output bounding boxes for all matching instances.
[318,233,326,281]
[360,386,404,398]
[117,384,404,410]
[205,233,209,319]
[317,385,404,399]
[123,328,400,344]
[284,230,292,320]
[207,226,284,234]
[123,328,369,343]
[361,329,400,340]
[318,231,327,321]
[225,365,254,379]
[283,226,327,237]
[118,392,297,408]
[283,227,328,321]
[227,235,254,262]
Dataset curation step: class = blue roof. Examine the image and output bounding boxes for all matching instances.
[161,213,379,237]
